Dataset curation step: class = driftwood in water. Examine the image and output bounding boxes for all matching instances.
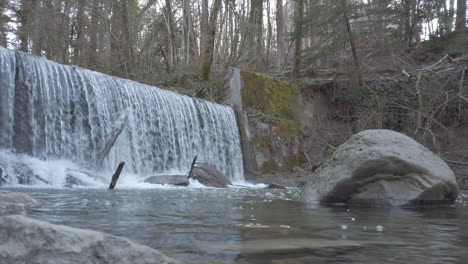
[95,123,125,168]
[108,162,125,189]
[143,175,189,186]
[187,156,197,179]
[95,108,130,169]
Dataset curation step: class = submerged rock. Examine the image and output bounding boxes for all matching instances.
[190,163,232,188]
[266,183,287,190]
[301,129,459,206]
[0,159,49,185]
[143,175,189,186]
[0,190,41,207]
[0,215,179,264]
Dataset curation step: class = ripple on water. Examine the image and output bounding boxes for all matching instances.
[1,187,467,264]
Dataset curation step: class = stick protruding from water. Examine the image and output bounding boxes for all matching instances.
[109,162,125,189]
[187,156,197,179]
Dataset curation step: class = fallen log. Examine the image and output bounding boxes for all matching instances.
[108,162,125,190]
[143,175,189,186]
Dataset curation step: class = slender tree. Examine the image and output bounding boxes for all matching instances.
[276,0,285,69]
[293,0,304,78]
[455,0,467,31]
[199,0,222,81]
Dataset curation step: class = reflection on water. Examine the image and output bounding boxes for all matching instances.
[1,188,468,263]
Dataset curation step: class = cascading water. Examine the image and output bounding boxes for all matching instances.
[0,47,244,185]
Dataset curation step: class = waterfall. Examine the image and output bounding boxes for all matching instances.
[0,47,244,183]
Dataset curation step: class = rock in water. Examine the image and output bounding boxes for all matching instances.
[301,129,459,206]
[0,215,179,264]
[266,183,287,190]
[0,190,41,207]
[143,175,189,186]
[191,163,232,188]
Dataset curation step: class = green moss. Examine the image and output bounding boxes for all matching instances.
[260,153,303,174]
[260,160,279,174]
[275,119,298,143]
[240,70,299,119]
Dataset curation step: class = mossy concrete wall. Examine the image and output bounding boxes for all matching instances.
[226,68,304,176]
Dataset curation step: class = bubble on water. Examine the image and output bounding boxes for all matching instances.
[341,224,348,230]
[104,200,111,206]
[347,209,350,212]
[351,217,355,221]
[81,199,89,206]
[376,225,383,232]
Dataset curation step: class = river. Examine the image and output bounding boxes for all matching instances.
[2,187,467,263]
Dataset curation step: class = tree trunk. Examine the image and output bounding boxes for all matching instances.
[276,0,285,69]
[17,0,31,52]
[73,0,85,65]
[450,0,455,30]
[266,0,272,68]
[31,0,43,55]
[110,1,122,75]
[183,0,191,66]
[199,0,222,81]
[255,0,263,71]
[165,0,177,69]
[88,0,99,69]
[293,0,304,78]
[455,0,467,31]
[200,0,209,59]
[121,0,135,76]
[0,0,8,47]
[341,0,364,86]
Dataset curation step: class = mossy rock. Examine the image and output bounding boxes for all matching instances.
[275,119,298,143]
[241,70,299,119]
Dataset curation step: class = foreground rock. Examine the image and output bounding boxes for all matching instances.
[190,163,232,188]
[0,215,179,264]
[301,129,459,206]
[0,190,41,207]
[143,175,189,186]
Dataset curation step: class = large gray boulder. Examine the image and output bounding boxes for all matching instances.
[0,215,179,264]
[301,129,459,206]
[190,163,232,188]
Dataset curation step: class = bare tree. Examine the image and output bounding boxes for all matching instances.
[276,0,285,70]
[455,0,467,31]
[199,0,222,81]
[200,0,209,59]
[293,0,304,78]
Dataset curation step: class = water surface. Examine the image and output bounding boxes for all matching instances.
[2,187,468,263]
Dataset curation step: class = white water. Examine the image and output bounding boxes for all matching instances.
[0,47,244,186]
